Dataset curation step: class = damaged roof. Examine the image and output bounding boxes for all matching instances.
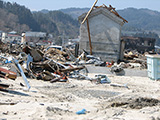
[79,4,128,24]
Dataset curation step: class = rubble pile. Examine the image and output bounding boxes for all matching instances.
[0,43,88,90]
[0,42,157,91]
[123,50,148,69]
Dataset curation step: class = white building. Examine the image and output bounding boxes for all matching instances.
[24,32,53,45]
[79,4,127,62]
[1,32,21,44]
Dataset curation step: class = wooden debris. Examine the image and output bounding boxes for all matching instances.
[60,66,85,72]
[0,67,17,80]
[0,83,10,89]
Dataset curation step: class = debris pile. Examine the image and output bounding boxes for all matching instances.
[0,42,157,91]
[0,43,91,90]
[110,97,160,109]
[124,50,148,69]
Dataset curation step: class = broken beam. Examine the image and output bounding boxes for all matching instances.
[0,83,10,89]
[87,18,92,55]
[60,66,85,72]
[81,0,98,24]
[0,67,17,80]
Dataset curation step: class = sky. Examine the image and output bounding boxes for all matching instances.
[4,0,160,12]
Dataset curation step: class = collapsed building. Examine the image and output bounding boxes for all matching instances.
[21,32,53,46]
[121,36,156,53]
[79,3,128,62]
[1,32,21,44]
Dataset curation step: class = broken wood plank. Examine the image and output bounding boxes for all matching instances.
[50,75,67,83]
[133,58,147,62]
[0,102,17,105]
[0,67,17,80]
[60,66,85,72]
[64,47,76,61]
[0,83,10,89]
[81,0,98,24]
[110,83,129,89]
[87,18,93,55]
[46,57,69,69]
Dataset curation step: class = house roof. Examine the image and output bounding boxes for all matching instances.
[8,34,21,37]
[9,31,17,34]
[121,36,156,41]
[121,36,139,40]
[25,32,46,37]
[79,4,128,24]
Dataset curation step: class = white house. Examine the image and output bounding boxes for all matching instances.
[24,32,53,45]
[1,32,21,44]
[79,4,127,62]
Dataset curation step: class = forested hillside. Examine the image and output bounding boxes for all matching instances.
[59,7,160,33]
[118,8,160,31]
[1,0,160,38]
[0,0,79,38]
[60,8,89,19]
[0,1,31,32]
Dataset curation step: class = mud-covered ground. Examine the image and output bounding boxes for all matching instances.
[0,73,160,120]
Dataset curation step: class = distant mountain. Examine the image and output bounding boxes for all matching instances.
[59,7,160,33]
[60,8,89,19]
[39,9,49,14]
[0,0,79,38]
[1,0,160,38]
[33,10,79,37]
[118,8,160,31]
[0,0,39,32]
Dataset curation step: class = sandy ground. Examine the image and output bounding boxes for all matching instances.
[0,72,160,120]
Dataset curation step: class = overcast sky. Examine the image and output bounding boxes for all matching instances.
[5,0,160,12]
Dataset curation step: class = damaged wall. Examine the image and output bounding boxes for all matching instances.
[79,7,126,62]
[122,36,156,53]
